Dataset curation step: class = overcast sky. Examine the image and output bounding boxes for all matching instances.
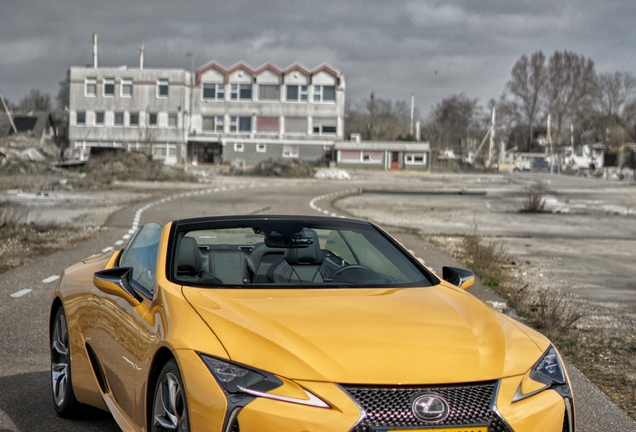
[2,0,635,116]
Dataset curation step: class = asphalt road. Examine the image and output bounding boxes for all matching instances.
[0,173,634,431]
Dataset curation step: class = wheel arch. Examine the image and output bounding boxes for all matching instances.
[146,347,176,430]
[49,296,64,341]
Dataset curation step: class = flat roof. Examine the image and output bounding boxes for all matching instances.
[334,141,430,151]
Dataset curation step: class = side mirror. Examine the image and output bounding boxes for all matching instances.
[442,266,475,290]
[94,267,141,305]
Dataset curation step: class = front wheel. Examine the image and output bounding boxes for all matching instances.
[51,307,79,416]
[152,359,190,432]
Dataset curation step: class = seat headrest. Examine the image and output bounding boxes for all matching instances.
[283,229,322,265]
[176,236,203,276]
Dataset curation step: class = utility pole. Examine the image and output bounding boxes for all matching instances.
[547,114,554,174]
[487,107,496,168]
[0,91,17,134]
[409,93,415,137]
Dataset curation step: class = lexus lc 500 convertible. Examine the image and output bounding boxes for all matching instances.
[50,215,575,432]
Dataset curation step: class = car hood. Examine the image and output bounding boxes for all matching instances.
[183,284,548,384]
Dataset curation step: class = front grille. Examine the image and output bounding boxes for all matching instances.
[341,381,512,432]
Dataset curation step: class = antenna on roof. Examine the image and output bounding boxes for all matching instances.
[93,33,98,69]
[139,43,145,70]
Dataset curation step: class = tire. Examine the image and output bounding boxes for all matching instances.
[51,307,79,417]
[152,359,190,432]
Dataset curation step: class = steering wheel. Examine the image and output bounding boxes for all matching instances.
[325,265,371,281]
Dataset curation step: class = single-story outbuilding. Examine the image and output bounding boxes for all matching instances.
[334,140,430,171]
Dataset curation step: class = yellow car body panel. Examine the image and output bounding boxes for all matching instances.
[182,284,549,384]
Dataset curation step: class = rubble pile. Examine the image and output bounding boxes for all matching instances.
[314,168,351,180]
[0,133,60,174]
[240,157,314,177]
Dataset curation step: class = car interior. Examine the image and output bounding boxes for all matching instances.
[171,225,428,287]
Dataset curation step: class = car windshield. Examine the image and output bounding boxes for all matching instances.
[170,218,436,288]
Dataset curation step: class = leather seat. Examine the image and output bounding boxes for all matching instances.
[267,229,341,283]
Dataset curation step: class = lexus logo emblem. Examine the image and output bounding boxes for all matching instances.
[411,393,450,422]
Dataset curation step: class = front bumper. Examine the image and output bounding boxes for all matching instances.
[179,350,573,432]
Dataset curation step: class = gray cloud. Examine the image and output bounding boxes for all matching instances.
[1,0,635,114]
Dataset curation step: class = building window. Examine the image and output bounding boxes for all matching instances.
[157,79,169,98]
[313,85,336,102]
[239,116,252,132]
[202,83,225,100]
[103,78,115,96]
[202,116,225,132]
[230,84,252,101]
[361,151,382,162]
[256,116,279,133]
[405,153,427,165]
[121,78,133,97]
[129,112,139,127]
[234,143,244,152]
[85,78,97,96]
[153,144,167,157]
[168,113,178,128]
[114,111,124,126]
[76,111,86,126]
[313,118,337,135]
[148,113,158,127]
[202,116,214,131]
[95,111,105,125]
[286,85,308,102]
[258,85,280,101]
[256,143,267,153]
[285,117,307,134]
[229,116,252,133]
[282,145,299,158]
[215,116,224,132]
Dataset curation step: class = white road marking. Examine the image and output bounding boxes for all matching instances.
[42,275,60,284]
[102,246,114,253]
[11,289,32,298]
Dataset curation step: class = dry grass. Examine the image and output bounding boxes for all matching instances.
[520,181,551,213]
[0,222,100,274]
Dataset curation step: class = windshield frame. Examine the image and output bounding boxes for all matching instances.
[165,215,439,289]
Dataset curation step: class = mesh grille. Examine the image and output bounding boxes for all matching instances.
[341,381,512,432]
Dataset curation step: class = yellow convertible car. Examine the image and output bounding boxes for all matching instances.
[50,215,575,432]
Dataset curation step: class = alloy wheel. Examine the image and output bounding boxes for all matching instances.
[153,362,189,431]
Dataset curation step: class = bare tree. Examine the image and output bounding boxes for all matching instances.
[56,69,70,112]
[545,51,596,152]
[18,89,52,112]
[505,51,547,151]
[345,93,420,141]
[425,94,482,152]
[592,71,636,145]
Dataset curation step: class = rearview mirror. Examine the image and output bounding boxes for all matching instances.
[94,267,142,305]
[442,266,475,290]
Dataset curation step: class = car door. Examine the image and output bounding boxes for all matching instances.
[89,223,162,423]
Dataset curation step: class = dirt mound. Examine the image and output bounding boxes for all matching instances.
[0,133,60,174]
[74,149,193,187]
[239,157,314,177]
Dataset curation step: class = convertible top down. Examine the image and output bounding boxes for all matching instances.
[50,215,575,432]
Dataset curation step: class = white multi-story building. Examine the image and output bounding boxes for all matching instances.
[68,60,345,166]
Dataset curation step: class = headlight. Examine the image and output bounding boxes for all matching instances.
[530,346,566,386]
[513,345,572,402]
[200,355,275,394]
[199,354,329,408]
